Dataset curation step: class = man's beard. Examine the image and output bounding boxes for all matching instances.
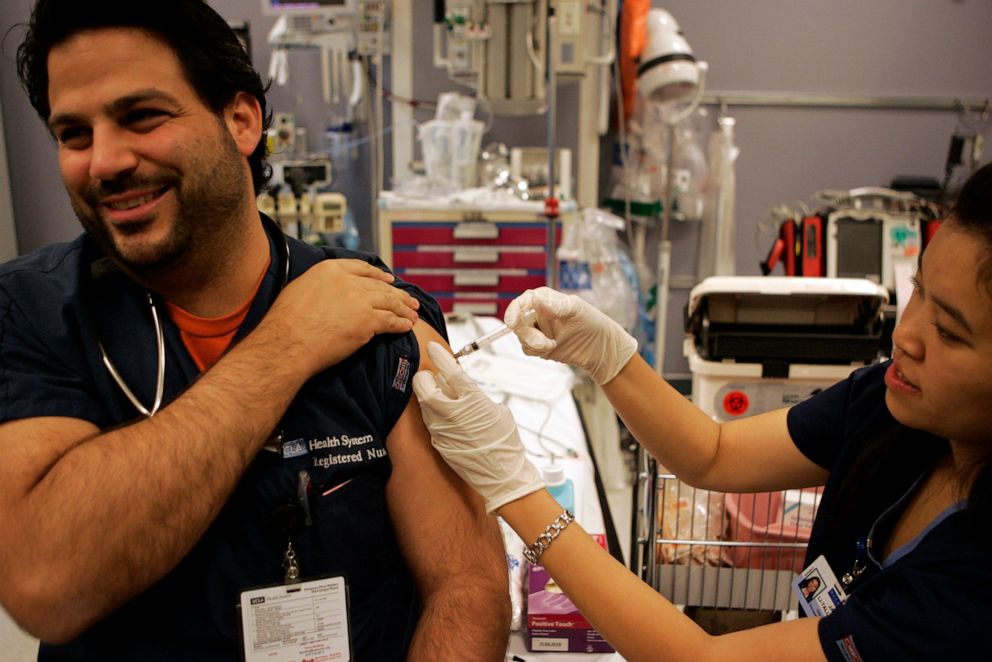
[71,127,247,276]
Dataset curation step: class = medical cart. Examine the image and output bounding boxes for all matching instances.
[633,277,889,613]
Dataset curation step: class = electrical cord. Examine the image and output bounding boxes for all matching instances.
[284,170,306,240]
[508,396,579,461]
[268,183,283,226]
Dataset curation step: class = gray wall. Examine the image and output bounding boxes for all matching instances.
[1,0,991,374]
[0,101,16,261]
[1,1,72,255]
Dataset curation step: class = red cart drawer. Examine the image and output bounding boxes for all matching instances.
[432,292,516,319]
[397,269,546,293]
[392,222,554,246]
[392,247,548,269]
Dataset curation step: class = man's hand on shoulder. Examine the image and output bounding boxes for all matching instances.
[258,259,421,375]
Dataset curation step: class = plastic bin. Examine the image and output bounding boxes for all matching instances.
[723,488,823,573]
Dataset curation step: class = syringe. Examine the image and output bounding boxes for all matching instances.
[452,309,537,360]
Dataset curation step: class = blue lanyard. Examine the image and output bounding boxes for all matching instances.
[841,535,871,589]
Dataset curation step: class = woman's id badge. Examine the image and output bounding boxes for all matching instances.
[240,576,351,661]
[792,555,848,617]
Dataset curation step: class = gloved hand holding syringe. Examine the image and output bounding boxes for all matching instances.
[452,309,538,360]
[415,286,640,510]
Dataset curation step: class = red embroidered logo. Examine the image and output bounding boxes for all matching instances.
[392,356,411,392]
[836,635,864,662]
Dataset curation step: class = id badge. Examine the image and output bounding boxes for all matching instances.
[240,576,351,661]
[792,555,848,617]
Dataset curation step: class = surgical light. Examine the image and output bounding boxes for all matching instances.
[637,8,698,103]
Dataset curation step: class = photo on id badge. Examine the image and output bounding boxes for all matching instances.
[798,571,823,602]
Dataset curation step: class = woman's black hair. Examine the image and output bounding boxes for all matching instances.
[946,161,992,543]
[951,160,992,297]
[829,161,992,548]
[15,0,272,193]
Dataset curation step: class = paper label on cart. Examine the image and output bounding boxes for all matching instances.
[793,555,847,617]
[240,576,350,661]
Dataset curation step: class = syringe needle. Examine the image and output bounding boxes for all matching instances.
[452,325,512,359]
[452,309,537,359]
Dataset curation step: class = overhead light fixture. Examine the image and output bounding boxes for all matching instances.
[637,8,699,104]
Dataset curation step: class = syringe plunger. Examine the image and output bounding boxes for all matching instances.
[452,308,537,359]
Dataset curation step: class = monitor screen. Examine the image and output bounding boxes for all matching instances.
[835,217,883,282]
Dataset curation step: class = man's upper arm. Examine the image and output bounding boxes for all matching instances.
[384,321,506,588]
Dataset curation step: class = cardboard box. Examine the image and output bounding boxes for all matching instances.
[526,534,615,654]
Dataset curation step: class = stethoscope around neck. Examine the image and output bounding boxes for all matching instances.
[97,218,291,417]
[98,290,167,416]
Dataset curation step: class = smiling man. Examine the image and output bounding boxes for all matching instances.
[0,2,510,660]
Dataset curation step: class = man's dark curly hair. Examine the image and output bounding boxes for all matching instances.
[16,0,272,193]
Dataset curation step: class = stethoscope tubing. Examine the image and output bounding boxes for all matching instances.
[99,290,165,417]
[99,218,289,418]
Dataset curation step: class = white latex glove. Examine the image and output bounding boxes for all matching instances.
[412,342,545,515]
[505,287,638,385]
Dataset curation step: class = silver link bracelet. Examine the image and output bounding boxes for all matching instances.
[523,510,575,565]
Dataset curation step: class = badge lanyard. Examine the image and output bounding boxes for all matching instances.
[238,469,352,661]
[841,536,871,590]
[97,218,290,417]
[277,470,314,583]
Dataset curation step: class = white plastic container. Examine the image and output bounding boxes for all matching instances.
[418,112,484,192]
[449,110,484,190]
[418,119,452,189]
[688,353,857,422]
[684,276,889,421]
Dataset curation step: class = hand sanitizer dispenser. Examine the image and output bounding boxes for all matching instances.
[542,462,575,514]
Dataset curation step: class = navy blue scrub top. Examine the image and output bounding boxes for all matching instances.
[788,361,992,661]
[0,217,448,661]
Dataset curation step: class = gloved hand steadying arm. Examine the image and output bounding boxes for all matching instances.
[412,342,545,515]
[505,287,638,385]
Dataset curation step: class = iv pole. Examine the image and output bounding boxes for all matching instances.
[654,63,708,376]
[545,2,559,289]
